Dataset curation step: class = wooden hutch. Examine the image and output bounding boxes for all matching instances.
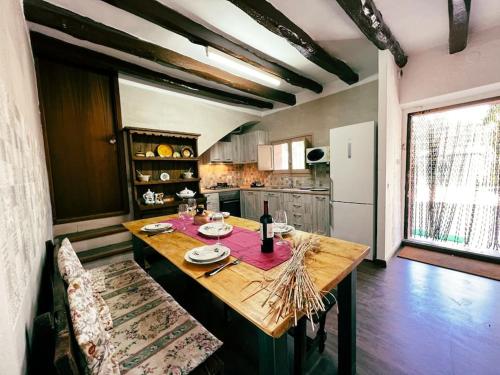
[126,127,205,219]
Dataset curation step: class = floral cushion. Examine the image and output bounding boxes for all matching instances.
[94,289,113,331]
[67,272,120,375]
[58,238,85,284]
[89,268,107,293]
[93,260,223,375]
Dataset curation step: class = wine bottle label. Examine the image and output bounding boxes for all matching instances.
[260,223,274,240]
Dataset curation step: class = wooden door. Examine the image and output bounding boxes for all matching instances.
[37,58,128,223]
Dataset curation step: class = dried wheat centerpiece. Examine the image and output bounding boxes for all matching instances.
[262,234,328,329]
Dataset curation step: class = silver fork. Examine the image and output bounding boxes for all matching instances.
[204,258,241,277]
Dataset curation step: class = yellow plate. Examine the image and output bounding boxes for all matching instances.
[156,144,173,157]
[181,146,194,157]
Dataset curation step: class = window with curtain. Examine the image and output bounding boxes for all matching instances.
[272,135,310,173]
[407,101,500,258]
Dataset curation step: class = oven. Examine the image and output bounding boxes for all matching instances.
[218,190,241,217]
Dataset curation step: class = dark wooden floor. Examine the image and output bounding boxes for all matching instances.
[316,257,500,375]
[150,252,500,375]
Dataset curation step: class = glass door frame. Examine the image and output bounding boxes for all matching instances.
[403,96,500,264]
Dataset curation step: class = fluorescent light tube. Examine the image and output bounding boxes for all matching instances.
[206,47,281,87]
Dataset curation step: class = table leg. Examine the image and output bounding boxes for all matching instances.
[338,269,356,375]
[132,235,145,269]
[293,317,307,375]
[258,331,289,375]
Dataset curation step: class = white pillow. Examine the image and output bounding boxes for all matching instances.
[57,238,85,283]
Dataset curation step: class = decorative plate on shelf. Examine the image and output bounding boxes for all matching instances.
[159,172,170,181]
[172,151,181,158]
[156,144,173,157]
[181,146,194,158]
[145,151,155,158]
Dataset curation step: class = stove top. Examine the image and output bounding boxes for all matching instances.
[206,183,238,190]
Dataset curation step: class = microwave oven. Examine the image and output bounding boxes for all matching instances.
[306,146,330,164]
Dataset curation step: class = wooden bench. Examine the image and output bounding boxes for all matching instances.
[34,240,224,374]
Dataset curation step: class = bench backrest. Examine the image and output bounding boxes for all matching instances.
[47,240,83,374]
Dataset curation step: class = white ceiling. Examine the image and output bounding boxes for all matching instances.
[32,0,500,111]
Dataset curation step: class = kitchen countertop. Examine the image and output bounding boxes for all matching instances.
[201,186,329,196]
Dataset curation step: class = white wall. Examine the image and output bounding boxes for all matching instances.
[254,80,378,145]
[118,78,260,154]
[377,50,403,262]
[0,1,53,374]
[401,25,500,107]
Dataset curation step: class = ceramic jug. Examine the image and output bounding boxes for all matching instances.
[143,189,155,205]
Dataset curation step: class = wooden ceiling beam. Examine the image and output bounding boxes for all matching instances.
[24,0,296,106]
[100,0,323,93]
[336,0,408,68]
[227,0,359,85]
[30,32,274,109]
[448,0,472,54]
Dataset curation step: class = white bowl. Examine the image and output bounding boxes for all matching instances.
[138,175,151,182]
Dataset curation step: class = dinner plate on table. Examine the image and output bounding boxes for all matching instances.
[198,223,233,237]
[184,245,231,265]
[141,223,173,232]
[273,224,294,235]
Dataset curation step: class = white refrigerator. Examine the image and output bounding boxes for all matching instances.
[330,121,377,260]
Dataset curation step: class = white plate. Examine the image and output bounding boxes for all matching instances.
[209,212,230,219]
[273,224,294,234]
[141,223,173,232]
[184,246,230,265]
[198,223,233,237]
[189,245,225,261]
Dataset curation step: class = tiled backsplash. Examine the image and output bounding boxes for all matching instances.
[199,162,329,188]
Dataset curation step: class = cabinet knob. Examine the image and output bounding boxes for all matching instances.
[108,137,117,145]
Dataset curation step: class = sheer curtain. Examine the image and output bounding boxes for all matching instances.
[408,103,500,257]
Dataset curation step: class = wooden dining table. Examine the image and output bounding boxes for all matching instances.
[123,214,369,375]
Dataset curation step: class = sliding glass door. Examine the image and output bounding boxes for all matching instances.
[406,100,500,259]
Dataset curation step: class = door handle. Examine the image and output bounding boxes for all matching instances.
[108,137,117,145]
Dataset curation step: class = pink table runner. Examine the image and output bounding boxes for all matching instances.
[165,218,291,271]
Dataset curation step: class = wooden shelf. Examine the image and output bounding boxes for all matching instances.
[134,178,201,186]
[133,156,198,161]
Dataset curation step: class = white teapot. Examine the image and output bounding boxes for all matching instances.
[143,189,155,205]
[176,187,196,199]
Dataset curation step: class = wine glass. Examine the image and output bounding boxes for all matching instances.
[274,210,288,245]
[187,198,197,220]
[211,212,225,249]
[178,203,189,230]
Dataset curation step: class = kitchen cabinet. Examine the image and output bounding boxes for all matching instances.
[231,134,243,163]
[243,130,267,163]
[205,192,220,212]
[210,142,224,162]
[284,193,312,232]
[311,195,329,235]
[261,191,283,215]
[258,145,273,171]
[241,190,261,220]
[209,131,268,164]
[222,142,232,162]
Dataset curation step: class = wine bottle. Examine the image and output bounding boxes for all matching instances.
[260,201,274,253]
